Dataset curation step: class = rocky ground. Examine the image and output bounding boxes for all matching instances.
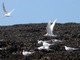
[0,23,80,60]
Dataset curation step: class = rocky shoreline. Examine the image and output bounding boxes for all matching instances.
[0,23,80,60]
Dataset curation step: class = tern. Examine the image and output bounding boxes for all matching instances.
[0,47,7,50]
[2,2,14,17]
[37,45,52,51]
[38,40,45,44]
[37,44,60,51]
[64,46,79,51]
[44,19,57,36]
[38,40,52,46]
[52,39,63,43]
[22,50,34,56]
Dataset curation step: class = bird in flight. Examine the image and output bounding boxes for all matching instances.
[2,2,14,17]
[44,19,57,36]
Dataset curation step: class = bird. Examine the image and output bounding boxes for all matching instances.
[38,40,53,46]
[43,41,52,46]
[52,39,63,43]
[64,46,79,51]
[2,2,14,17]
[0,47,7,50]
[37,43,61,52]
[37,40,59,51]
[38,40,45,44]
[44,19,57,36]
[22,50,34,56]
[37,45,53,52]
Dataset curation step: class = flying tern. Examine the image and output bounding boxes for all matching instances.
[2,2,14,17]
[44,19,57,36]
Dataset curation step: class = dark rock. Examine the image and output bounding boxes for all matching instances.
[0,23,80,60]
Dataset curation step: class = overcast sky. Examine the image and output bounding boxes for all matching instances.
[0,0,80,25]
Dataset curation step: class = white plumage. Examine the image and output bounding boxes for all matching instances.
[38,40,52,46]
[37,40,55,51]
[64,46,79,51]
[37,45,52,51]
[52,39,62,43]
[2,2,14,17]
[38,40,44,44]
[44,19,57,36]
[22,50,34,56]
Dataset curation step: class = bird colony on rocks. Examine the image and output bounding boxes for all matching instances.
[0,20,80,60]
[1,1,80,60]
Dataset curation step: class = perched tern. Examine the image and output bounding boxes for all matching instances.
[37,44,61,51]
[43,41,52,46]
[37,45,52,51]
[44,19,57,36]
[2,2,14,17]
[64,46,79,51]
[22,50,34,56]
[37,40,57,51]
[38,40,45,44]
[0,47,7,50]
[52,39,63,43]
[38,40,52,46]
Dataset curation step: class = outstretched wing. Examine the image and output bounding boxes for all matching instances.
[9,9,15,15]
[50,19,57,31]
[46,20,53,35]
[46,20,52,29]
[2,2,7,13]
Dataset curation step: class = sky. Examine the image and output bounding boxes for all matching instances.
[0,0,80,26]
